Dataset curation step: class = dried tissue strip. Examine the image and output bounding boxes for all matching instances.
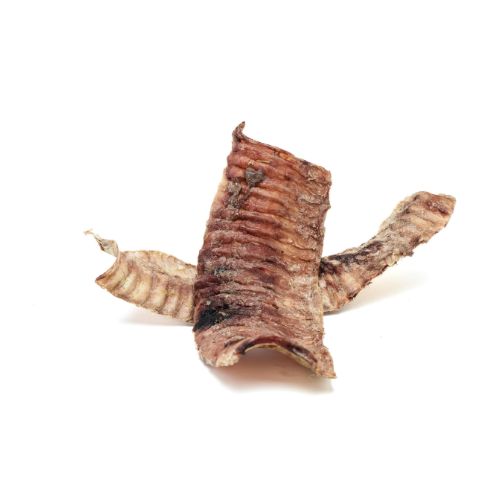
[87,123,456,377]
[87,193,455,320]
[319,191,456,311]
[193,123,334,377]
[85,230,196,322]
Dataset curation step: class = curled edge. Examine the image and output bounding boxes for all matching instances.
[85,230,196,322]
[196,328,336,378]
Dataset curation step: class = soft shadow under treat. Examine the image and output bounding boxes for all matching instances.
[206,347,333,393]
[122,308,192,327]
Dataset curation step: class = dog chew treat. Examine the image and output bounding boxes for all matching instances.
[319,191,456,311]
[87,191,455,322]
[85,124,456,381]
[85,231,196,322]
[193,123,335,378]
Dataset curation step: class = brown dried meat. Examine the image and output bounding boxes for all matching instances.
[87,191,455,320]
[193,123,335,377]
[86,124,456,378]
[319,191,456,311]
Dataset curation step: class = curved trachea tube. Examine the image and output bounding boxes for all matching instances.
[193,123,335,378]
[87,192,454,324]
[319,192,456,312]
[85,231,196,322]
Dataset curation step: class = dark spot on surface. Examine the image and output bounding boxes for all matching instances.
[409,236,421,247]
[364,240,383,253]
[226,168,265,210]
[320,240,384,274]
[319,253,357,275]
[331,253,357,265]
[244,167,265,188]
[193,305,238,332]
[227,178,242,207]
[318,259,335,277]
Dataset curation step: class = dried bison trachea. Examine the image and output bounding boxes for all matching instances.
[85,231,196,322]
[86,124,456,378]
[194,122,335,377]
[88,191,455,323]
[319,191,456,311]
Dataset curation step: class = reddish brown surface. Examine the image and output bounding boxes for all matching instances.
[90,190,455,325]
[88,127,456,378]
[193,123,335,377]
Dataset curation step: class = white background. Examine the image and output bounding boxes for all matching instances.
[1,1,499,499]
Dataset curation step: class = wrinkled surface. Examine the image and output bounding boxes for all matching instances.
[86,125,456,378]
[193,123,335,377]
[88,191,455,323]
[86,231,196,322]
[319,192,456,311]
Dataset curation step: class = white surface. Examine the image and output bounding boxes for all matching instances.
[1,1,499,499]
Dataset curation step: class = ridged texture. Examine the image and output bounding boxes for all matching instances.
[86,231,196,322]
[193,123,335,378]
[87,191,455,323]
[319,192,456,311]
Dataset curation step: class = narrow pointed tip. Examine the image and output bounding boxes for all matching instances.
[234,121,246,136]
[84,229,118,257]
[232,122,248,147]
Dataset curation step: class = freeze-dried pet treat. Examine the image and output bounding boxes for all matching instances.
[319,192,456,311]
[88,190,455,321]
[193,123,335,377]
[85,231,195,322]
[86,123,456,378]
